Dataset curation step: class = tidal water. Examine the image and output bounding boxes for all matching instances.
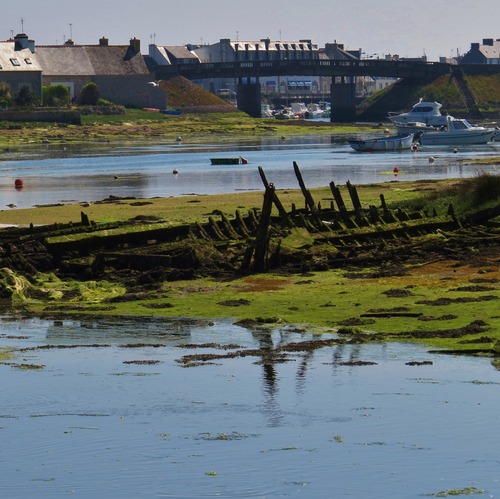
[1,134,499,209]
[1,315,500,498]
[1,136,500,497]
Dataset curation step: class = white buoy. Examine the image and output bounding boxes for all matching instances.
[176,136,182,142]
[428,156,435,164]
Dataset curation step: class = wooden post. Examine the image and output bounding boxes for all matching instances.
[252,183,275,271]
[329,181,347,212]
[346,180,362,212]
[293,161,323,228]
[258,166,290,221]
[81,211,91,226]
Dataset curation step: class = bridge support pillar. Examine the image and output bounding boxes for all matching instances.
[236,79,261,118]
[330,78,356,122]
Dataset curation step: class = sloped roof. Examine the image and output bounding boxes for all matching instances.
[35,44,149,77]
[0,42,42,72]
[163,46,199,60]
[35,47,94,75]
[480,42,500,58]
[85,46,149,75]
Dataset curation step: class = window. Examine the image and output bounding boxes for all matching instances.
[10,58,21,66]
[25,58,32,64]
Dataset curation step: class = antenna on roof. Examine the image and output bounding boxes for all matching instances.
[21,17,24,33]
[69,23,73,40]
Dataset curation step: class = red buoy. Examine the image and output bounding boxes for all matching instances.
[393,167,399,173]
[14,178,23,189]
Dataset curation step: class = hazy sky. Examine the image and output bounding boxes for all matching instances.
[2,0,499,61]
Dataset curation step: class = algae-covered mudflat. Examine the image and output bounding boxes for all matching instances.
[1,173,499,355]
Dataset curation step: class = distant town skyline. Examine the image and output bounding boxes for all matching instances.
[2,0,499,62]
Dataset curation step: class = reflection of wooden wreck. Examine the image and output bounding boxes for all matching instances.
[1,161,499,282]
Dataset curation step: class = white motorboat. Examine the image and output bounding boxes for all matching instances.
[418,117,497,145]
[349,133,414,152]
[304,103,324,119]
[261,104,274,118]
[388,99,453,127]
[290,102,308,118]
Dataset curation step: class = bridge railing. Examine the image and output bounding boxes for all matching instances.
[156,59,450,79]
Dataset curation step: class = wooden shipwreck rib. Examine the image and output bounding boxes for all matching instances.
[1,162,499,281]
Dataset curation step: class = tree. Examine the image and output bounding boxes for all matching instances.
[14,85,39,107]
[0,82,13,108]
[42,85,70,107]
[80,82,100,105]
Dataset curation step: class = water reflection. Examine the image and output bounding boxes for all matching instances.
[2,316,500,497]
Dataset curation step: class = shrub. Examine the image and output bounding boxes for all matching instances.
[0,82,13,108]
[14,85,39,107]
[80,82,100,105]
[42,85,70,107]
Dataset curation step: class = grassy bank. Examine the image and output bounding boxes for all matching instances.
[0,109,378,149]
[0,179,434,226]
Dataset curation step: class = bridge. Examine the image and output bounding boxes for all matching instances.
[154,59,451,121]
[154,58,500,121]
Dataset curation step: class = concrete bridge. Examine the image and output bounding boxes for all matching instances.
[154,59,500,121]
[154,58,451,121]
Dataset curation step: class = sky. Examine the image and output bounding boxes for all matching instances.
[2,0,499,61]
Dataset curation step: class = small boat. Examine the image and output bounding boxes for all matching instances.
[210,156,248,165]
[418,117,497,145]
[261,104,274,118]
[304,103,324,119]
[388,99,453,127]
[290,102,308,118]
[349,133,414,152]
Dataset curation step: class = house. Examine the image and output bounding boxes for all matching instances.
[35,37,165,108]
[177,38,321,96]
[0,33,42,101]
[148,44,200,66]
[461,38,500,64]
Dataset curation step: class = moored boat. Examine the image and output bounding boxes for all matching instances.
[417,118,497,145]
[388,99,453,127]
[210,156,248,165]
[349,133,414,152]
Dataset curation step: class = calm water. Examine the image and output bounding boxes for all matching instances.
[1,134,499,209]
[2,315,500,498]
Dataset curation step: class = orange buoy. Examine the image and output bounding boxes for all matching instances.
[14,178,23,188]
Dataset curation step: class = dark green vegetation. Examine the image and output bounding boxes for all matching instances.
[0,172,498,357]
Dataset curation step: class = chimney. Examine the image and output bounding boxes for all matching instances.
[482,38,494,46]
[99,36,109,47]
[14,33,36,53]
[129,37,140,54]
[471,42,480,50]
